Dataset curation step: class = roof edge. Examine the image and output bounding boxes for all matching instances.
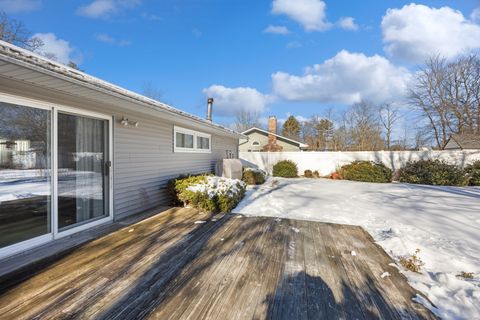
[0,40,244,139]
[242,127,309,148]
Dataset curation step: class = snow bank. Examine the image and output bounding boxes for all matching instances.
[234,178,480,319]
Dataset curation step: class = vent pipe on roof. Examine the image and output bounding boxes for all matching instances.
[206,98,214,122]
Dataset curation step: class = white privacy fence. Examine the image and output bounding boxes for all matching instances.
[239,150,480,176]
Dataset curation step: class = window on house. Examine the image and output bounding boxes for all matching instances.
[252,141,260,146]
[197,136,210,150]
[176,132,194,149]
[174,126,211,153]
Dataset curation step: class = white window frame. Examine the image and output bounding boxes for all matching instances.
[0,92,114,259]
[174,126,211,153]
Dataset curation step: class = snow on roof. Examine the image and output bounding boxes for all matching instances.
[0,40,243,138]
[242,127,309,148]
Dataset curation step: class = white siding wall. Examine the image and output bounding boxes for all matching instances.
[240,150,480,176]
[0,77,239,219]
[113,114,238,218]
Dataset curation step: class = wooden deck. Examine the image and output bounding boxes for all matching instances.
[0,208,434,319]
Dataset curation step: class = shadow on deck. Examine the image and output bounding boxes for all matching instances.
[0,207,435,319]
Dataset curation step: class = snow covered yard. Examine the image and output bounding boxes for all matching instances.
[234,178,480,319]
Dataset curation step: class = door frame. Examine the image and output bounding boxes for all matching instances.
[53,106,114,239]
[0,93,114,258]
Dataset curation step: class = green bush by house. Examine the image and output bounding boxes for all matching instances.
[464,161,480,186]
[169,174,246,213]
[242,168,266,185]
[272,160,298,178]
[339,161,392,183]
[396,159,468,186]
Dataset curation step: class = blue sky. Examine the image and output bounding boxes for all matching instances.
[2,0,480,130]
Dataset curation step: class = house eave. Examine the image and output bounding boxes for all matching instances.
[0,40,244,139]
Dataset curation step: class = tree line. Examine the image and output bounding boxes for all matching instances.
[235,52,480,151]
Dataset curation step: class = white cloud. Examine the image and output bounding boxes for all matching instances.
[33,33,79,65]
[271,0,331,31]
[337,17,358,31]
[382,4,480,63]
[271,50,411,105]
[0,0,40,13]
[77,0,141,19]
[471,8,480,22]
[95,33,131,46]
[203,85,275,116]
[264,25,290,35]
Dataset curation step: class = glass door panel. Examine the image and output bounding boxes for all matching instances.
[0,102,51,248]
[57,112,109,230]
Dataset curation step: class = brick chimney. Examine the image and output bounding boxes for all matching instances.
[268,116,277,143]
[263,116,283,152]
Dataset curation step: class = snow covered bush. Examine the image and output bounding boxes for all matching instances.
[172,175,246,213]
[272,160,298,178]
[339,161,392,183]
[242,167,266,185]
[397,160,468,186]
[464,161,480,186]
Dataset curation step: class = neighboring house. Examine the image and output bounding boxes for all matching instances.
[443,133,480,150]
[239,116,308,152]
[0,40,244,258]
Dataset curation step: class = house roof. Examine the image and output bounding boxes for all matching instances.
[241,127,309,148]
[0,40,244,139]
[447,133,480,149]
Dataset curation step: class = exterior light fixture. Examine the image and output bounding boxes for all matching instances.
[120,116,139,127]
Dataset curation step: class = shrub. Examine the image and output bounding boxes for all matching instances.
[272,160,298,178]
[397,160,468,186]
[313,170,320,178]
[399,249,425,273]
[338,161,392,183]
[456,271,474,279]
[464,161,480,186]
[242,168,266,185]
[304,170,313,178]
[171,175,246,213]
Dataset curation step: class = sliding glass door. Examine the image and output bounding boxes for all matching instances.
[0,96,112,257]
[0,102,52,249]
[57,112,110,231]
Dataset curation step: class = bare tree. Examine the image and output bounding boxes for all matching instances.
[233,110,262,132]
[0,12,43,51]
[344,101,385,151]
[379,103,400,150]
[409,54,480,149]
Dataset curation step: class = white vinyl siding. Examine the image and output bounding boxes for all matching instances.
[0,76,238,220]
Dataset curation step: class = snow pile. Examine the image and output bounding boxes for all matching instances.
[186,176,246,198]
[234,178,480,319]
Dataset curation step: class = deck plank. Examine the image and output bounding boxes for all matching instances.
[0,209,435,320]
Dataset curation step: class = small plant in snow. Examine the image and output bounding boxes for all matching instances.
[456,271,474,279]
[304,170,313,178]
[242,167,266,185]
[399,248,425,273]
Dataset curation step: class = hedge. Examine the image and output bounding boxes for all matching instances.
[339,161,392,183]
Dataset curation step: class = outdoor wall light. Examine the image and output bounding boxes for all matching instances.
[120,116,139,127]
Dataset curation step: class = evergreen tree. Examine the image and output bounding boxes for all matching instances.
[282,116,301,140]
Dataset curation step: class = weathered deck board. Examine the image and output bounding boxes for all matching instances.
[0,208,435,320]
